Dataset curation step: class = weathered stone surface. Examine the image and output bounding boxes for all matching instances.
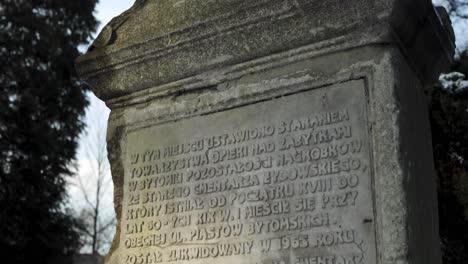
[122,80,375,264]
[75,1,455,264]
[76,0,454,102]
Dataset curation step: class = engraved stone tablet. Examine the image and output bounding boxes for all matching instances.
[76,2,455,263]
[122,80,376,264]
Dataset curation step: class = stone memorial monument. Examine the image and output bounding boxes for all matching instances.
[76,1,455,264]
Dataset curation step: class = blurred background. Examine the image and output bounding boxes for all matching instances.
[0,0,467,263]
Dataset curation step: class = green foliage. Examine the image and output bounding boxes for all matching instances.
[431,51,468,263]
[0,0,98,263]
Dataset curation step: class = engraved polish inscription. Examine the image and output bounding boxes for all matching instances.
[122,80,376,264]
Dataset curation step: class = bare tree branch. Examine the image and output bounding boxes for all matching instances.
[73,100,115,256]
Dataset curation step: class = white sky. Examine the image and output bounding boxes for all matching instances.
[78,0,135,158]
[94,0,136,32]
[73,0,136,182]
[70,0,135,254]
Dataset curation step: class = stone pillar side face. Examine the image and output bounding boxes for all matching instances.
[76,1,454,264]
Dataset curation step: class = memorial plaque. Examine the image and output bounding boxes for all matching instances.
[76,2,455,263]
[122,80,376,264]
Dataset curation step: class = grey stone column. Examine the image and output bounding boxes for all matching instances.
[76,1,455,264]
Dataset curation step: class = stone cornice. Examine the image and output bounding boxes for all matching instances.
[76,0,454,104]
